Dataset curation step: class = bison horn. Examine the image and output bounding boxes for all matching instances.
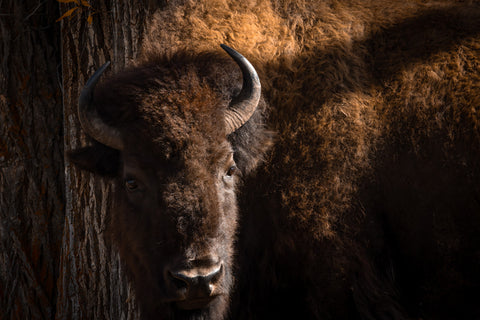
[221,44,261,135]
[78,61,124,150]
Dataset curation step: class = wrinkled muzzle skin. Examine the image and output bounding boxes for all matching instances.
[111,139,239,320]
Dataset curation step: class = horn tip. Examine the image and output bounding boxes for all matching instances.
[220,44,240,58]
[99,61,111,72]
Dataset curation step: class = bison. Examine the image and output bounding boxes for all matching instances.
[70,0,480,319]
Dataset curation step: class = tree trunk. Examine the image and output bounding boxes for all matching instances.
[0,1,64,319]
[57,1,161,319]
[1,1,164,319]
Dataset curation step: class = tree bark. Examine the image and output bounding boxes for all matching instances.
[1,1,165,319]
[0,1,64,319]
[57,1,164,319]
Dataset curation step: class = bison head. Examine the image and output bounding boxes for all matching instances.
[69,45,271,319]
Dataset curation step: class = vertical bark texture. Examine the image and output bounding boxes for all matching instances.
[1,1,165,318]
[0,1,64,319]
[57,1,163,319]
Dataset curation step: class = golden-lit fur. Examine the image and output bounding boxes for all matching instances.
[141,0,480,238]
[138,0,480,318]
[71,0,480,319]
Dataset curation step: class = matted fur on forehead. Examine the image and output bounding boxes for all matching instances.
[126,73,227,162]
[85,50,272,175]
[92,51,240,160]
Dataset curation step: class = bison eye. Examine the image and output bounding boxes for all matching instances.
[226,165,238,177]
[124,179,139,192]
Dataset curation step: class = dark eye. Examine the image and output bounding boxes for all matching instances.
[226,165,238,177]
[124,179,139,192]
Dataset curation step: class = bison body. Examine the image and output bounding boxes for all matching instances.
[70,1,480,319]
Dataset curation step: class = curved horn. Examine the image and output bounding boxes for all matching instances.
[78,61,124,150]
[221,44,261,135]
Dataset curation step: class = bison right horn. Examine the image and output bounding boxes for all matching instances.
[78,61,124,150]
[221,44,261,135]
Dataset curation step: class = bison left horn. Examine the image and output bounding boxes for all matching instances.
[221,44,261,135]
[78,61,124,150]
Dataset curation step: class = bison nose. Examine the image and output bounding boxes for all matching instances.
[166,263,223,307]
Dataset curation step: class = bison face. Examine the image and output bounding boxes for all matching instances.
[115,138,239,319]
[69,46,271,319]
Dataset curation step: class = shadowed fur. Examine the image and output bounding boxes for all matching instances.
[70,1,480,319]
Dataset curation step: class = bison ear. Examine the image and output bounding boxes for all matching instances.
[68,142,121,177]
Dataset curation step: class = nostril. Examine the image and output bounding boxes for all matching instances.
[168,271,190,290]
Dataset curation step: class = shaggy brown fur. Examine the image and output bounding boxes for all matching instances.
[70,51,272,320]
[71,0,480,319]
